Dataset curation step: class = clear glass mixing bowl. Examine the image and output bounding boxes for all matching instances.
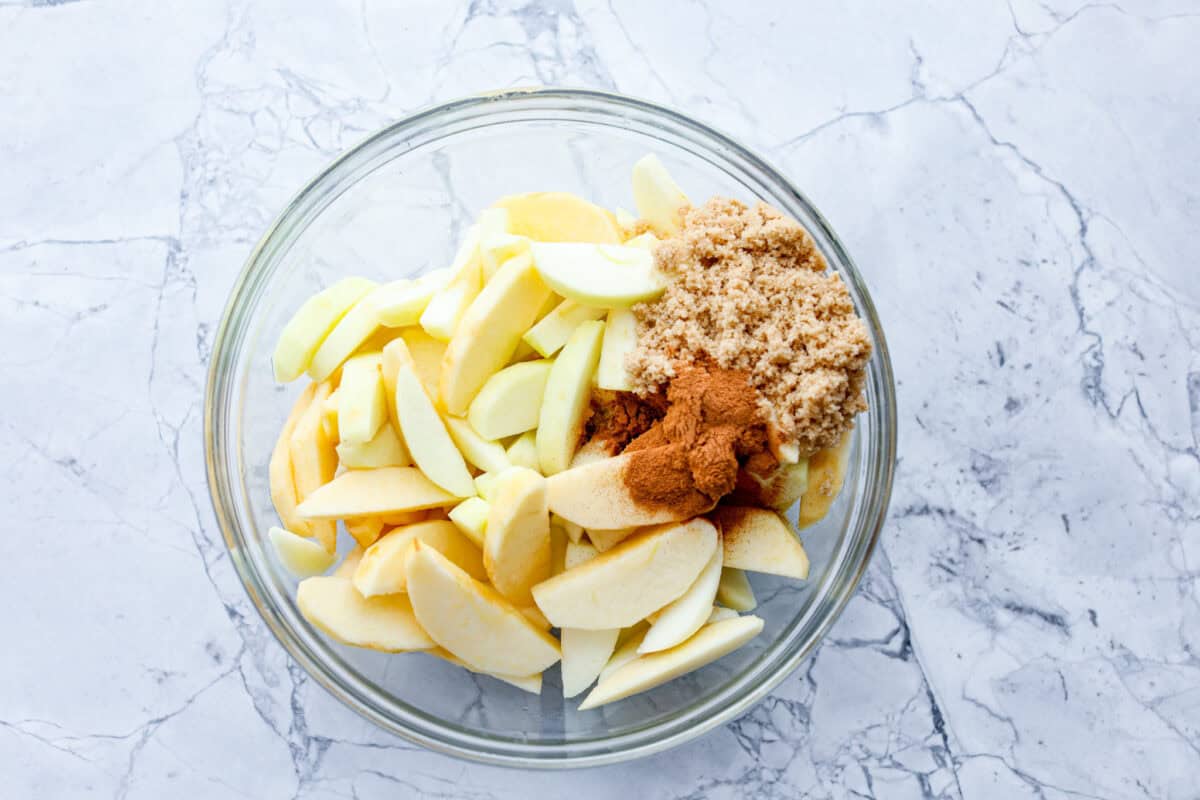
[204,88,896,767]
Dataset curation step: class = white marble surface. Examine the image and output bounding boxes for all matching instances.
[2,0,1198,797]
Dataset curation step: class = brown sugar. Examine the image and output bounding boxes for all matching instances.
[627,197,872,455]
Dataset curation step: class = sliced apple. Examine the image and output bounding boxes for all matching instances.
[373,270,451,327]
[599,623,649,683]
[564,540,598,570]
[522,299,605,358]
[553,513,584,544]
[799,432,853,528]
[625,231,659,251]
[546,453,698,529]
[506,430,540,472]
[640,547,723,653]
[712,506,810,580]
[614,206,638,236]
[406,543,561,676]
[336,353,386,445]
[270,384,317,537]
[483,467,551,606]
[336,422,410,469]
[529,243,665,309]
[520,605,551,630]
[595,308,638,391]
[467,359,553,440]
[332,546,363,578]
[731,459,809,511]
[296,467,457,519]
[388,339,475,497]
[550,521,569,575]
[473,472,501,502]
[320,389,340,441]
[426,648,543,694]
[716,567,757,612]
[480,232,528,281]
[531,518,718,630]
[579,616,763,710]
[631,153,690,235]
[345,517,385,549]
[561,627,620,698]
[289,381,339,552]
[447,496,489,548]
[708,606,739,624]
[569,437,611,469]
[443,416,511,474]
[440,252,553,416]
[307,288,389,382]
[380,510,429,526]
[493,192,621,244]
[536,320,604,475]
[354,520,486,597]
[269,526,336,577]
[297,575,434,652]
[420,225,484,341]
[273,277,376,383]
[586,527,637,552]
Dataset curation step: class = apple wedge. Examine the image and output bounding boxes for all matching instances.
[536,320,604,475]
[406,543,561,676]
[443,416,511,474]
[554,513,584,544]
[493,192,621,244]
[569,437,611,469]
[336,353,387,445]
[561,627,620,698]
[531,518,718,630]
[506,430,540,472]
[335,422,410,469]
[289,381,339,552]
[546,453,697,529]
[716,567,757,612]
[529,243,665,309]
[578,615,763,710]
[467,359,553,440]
[440,251,553,416]
[484,467,551,606]
[595,308,638,391]
[631,153,690,235]
[344,516,386,549]
[550,522,569,574]
[372,271,451,327]
[297,576,434,652]
[640,547,723,653]
[708,606,739,623]
[599,623,649,683]
[520,605,551,630]
[426,648,543,694]
[480,232,528,281]
[354,520,485,597]
[270,384,317,537]
[712,506,810,580]
[273,277,376,383]
[388,339,475,498]
[269,526,336,577]
[731,459,809,511]
[307,288,388,382]
[447,496,489,548]
[586,527,637,552]
[420,225,483,341]
[332,546,364,578]
[564,540,599,570]
[799,432,853,528]
[473,472,501,502]
[388,329,446,410]
[296,467,458,520]
[522,299,605,357]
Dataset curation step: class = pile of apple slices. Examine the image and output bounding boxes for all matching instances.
[265,156,851,709]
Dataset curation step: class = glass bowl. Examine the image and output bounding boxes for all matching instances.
[204,88,896,768]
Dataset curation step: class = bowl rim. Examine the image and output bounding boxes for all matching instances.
[204,86,896,768]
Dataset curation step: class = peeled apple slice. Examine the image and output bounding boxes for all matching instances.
[273,277,376,383]
[716,567,757,612]
[443,417,511,474]
[798,432,853,528]
[506,430,540,472]
[522,299,605,358]
[639,547,723,653]
[530,243,665,309]
[269,526,336,577]
[426,648,543,694]
[353,520,485,597]
[296,467,458,520]
[270,384,317,537]
[467,359,553,440]
[536,320,604,475]
[595,308,638,391]
[289,381,339,552]
[546,453,699,529]
[578,616,763,710]
[483,467,551,606]
[335,422,410,469]
[373,271,450,327]
[297,576,434,652]
[712,506,810,580]
[561,627,620,698]
[336,353,386,445]
[447,496,489,548]
[631,153,690,234]
[307,290,385,382]
[493,192,621,244]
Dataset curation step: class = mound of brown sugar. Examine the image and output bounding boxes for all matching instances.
[628,198,872,455]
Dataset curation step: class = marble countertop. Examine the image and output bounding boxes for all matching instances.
[3,1,1198,797]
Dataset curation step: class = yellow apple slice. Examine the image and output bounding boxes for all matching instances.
[716,567,757,612]
[296,467,458,519]
[522,299,605,358]
[569,438,611,469]
[426,648,543,694]
[273,277,376,383]
[335,422,410,469]
[631,153,690,235]
[550,522,569,574]
[336,353,386,445]
[493,192,621,243]
[505,430,541,472]
[529,243,665,309]
[320,389,340,441]
[353,520,485,597]
[307,288,389,382]
[481,233,528,281]
[443,417,511,474]
[406,543,561,676]
[483,467,551,606]
[561,627,620,698]
[447,496,489,548]
[388,330,446,412]
[270,384,317,537]
[297,575,434,652]
[473,472,501,501]
[344,517,386,549]
[578,615,763,710]
[420,225,483,341]
[798,432,853,528]
[553,513,584,544]
[599,623,649,683]
[332,546,363,578]
[546,453,698,529]
[520,605,551,630]
[289,381,339,552]
[732,459,809,511]
[531,518,718,630]
[625,231,659,250]
[595,308,637,391]
[713,506,810,580]
[388,339,475,498]
[708,606,739,623]
[467,359,553,440]
[269,526,336,577]
[640,548,723,653]
[586,527,637,552]
[614,206,638,237]
[564,539,598,570]
[536,320,604,475]
[440,252,554,416]
[373,270,451,327]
